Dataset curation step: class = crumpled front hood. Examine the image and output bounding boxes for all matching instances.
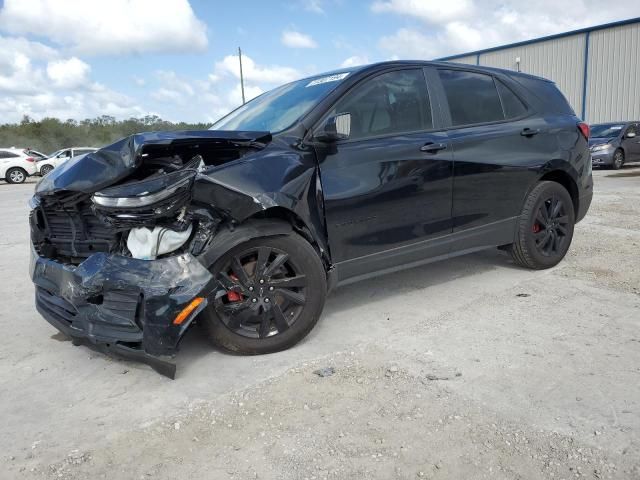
[35,130,271,197]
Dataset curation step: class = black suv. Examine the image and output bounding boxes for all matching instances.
[29,61,593,377]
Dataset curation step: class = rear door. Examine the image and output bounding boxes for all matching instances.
[316,67,453,279]
[433,68,556,247]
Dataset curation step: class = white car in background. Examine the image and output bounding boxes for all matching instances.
[37,147,98,176]
[0,148,38,184]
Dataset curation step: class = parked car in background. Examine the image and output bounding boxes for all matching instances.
[37,147,98,175]
[590,122,640,169]
[29,61,593,377]
[0,148,38,183]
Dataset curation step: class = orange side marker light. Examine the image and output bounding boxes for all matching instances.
[173,297,204,325]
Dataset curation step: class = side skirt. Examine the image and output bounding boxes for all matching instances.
[333,217,518,287]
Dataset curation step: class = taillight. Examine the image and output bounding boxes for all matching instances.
[25,157,35,162]
[577,122,590,140]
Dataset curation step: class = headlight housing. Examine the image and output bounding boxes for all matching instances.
[590,143,612,152]
[92,169,195,209]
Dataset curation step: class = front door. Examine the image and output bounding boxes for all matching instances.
[622,123,640,160]
[316,68,453,280]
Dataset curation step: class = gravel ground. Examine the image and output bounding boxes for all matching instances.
[1,167,639,479]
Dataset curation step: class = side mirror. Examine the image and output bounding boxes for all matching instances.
[626,131,636,138]
[316,113,351,142]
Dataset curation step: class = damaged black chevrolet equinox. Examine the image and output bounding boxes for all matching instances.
[29,62,593,377]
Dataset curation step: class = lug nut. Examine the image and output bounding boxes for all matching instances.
[251,298,257,303]
[264,298,270,303]
[259,279,265,284]
[269,286,274,291]
[248,286,254,292]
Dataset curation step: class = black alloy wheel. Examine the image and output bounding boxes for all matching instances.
[531,195,570,257]
[215,245,307,339]
[508,181,575,270]
[200,233,326,354]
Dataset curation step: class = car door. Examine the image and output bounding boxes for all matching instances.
[433,67,557,249]
[315,67,453,280]
[622,123,640,160]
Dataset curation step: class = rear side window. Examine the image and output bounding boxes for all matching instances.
[496,80,527,119]
[330,69,433,140]
[513,76,575,115]
[0,151,19,159]
[438,70,504,126]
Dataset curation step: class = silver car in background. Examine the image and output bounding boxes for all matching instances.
[590,122,640,169]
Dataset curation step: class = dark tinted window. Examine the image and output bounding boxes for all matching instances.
[439,70,504,126]
[330,69,432,140]
[0,151,19,159]
[514,77,575,115]
[496,80,527,118]
[626,124,638,136]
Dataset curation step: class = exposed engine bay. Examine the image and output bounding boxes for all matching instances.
[30,132,268,265]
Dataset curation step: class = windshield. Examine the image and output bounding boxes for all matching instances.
[210,72,352,132]
[590,124,624,138]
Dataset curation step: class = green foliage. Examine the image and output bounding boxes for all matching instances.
[0,115,209,154]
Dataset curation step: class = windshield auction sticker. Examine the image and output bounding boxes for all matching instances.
[306,72,350,87]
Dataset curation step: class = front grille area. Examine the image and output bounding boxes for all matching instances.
[31,199,119,262]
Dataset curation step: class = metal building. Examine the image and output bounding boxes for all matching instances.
[437,17,640,123]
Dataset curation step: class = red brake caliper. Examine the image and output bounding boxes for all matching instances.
[532,223,541,233]
[227,274,243,302]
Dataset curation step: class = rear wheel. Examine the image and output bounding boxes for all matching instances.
[508,181,575,270]
[40,164,54,176]
[6,167,27,184]
[611,149,624,170]
[200,233,327,354]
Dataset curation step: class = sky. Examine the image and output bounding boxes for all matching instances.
[0,0,639,124]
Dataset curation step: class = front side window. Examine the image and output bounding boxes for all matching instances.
[328,69,432,141]
[626,124,638,136]
[439,70,504,126]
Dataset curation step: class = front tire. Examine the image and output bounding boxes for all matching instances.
[611,149,624,170]
[508,181,575,270]
[200,233,327,354]
[6,167,27,184]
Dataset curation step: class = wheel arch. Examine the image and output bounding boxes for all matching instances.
[538,169,579,217]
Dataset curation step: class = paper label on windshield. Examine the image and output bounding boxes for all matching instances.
[306,72,350,87]
[611,126,623,130]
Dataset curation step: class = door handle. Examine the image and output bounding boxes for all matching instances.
[520,128,540,137]
[420,142,448,153]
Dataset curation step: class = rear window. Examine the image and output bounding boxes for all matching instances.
[513,76,575,115]
[438,70,504,126]
[496,80,528,119]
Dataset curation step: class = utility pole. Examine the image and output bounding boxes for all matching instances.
[238,47,246,105]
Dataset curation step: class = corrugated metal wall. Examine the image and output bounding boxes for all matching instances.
[441,20,640,123]
[448,55,477,65]
[477,35,586,114]
[585,22,640,122]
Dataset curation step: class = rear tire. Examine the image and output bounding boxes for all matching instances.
[611,149,624,170]
[199,233,327,354]
[40,164,54,176]
[6,167,27,184]
[508,181,575,270]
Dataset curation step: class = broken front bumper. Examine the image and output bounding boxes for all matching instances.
[30,245,214,378]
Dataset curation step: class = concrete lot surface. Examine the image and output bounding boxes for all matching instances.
[1,167,639,479]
